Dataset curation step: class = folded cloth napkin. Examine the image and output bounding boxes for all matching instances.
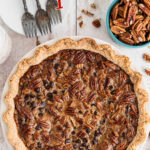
[0,25,12,64]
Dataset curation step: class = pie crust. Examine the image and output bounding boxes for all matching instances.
[3,38,150,150]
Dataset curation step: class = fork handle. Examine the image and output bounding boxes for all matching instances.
[35,0,41,9]
[22,0,28,12]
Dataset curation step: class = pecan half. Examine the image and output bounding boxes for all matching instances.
[87,52,95,62]
[87,92,97,104]
[74,52,86,64]
[111,26,126,34]
[131,30,139,43]
[65,107,76,116]
[89,76,98,90]
[77,131,86,138]
[139,4,150,16]
[32,77,42,89]
[54,95,63,103]
[105,61,119,70]
[120,36,134,45]
[110,135,119,144]
[69,81,83,97]
[127,5,137,25]
[144,0,150,9]
[123,2,129,18]
[38,120,51,129]
[116,140,127,150]
[111,4,119,20]
[135,15,144,21]
[113,18,129,28]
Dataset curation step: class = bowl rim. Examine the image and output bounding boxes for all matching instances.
[106,0,150,48]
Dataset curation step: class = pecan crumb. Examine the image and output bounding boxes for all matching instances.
[143,54,150,62]
[79,21,84,28]
[77,16,82,20]
[91,3,96,9]
[92,19,101,28]
[145,69,150,76]
[81,9,94,17]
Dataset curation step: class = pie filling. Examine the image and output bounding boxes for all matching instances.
[14,49,139,150]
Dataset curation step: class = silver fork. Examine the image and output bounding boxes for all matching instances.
[21,0,37,38]
[35,0,51,35]
[46,0,62,25]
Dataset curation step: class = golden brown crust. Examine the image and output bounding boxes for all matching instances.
[3,38,150,150]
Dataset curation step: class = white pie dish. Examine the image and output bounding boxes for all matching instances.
[0,36,150,150]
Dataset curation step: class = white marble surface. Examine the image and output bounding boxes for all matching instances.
[0,0,150,149]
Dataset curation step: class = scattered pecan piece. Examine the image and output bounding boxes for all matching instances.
[92,19,101,28]
[79,21,84,28]
[145,69,150,76]
[91,3,96,9]
[77,16,82,20]
[81,9,94,17]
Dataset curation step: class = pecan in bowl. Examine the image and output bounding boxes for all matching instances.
[107,0,150,47]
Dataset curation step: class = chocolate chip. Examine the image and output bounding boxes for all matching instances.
[39,107,45,112]
[37,95,41,100]
[86,128,91,134]
[79,147,84,150]
[54,63,59,69]
[73,144,78,149]
[98,127,102,134]
[94,130,100,137]
[41,101,47,107]
[75,139,81,143]
[78,110,83,114]
[71,130,75,135]
[34,88,40,93]
[86,145,91,150]
[30,94,35,98]
[81,143,86,147]
[65,139,71,144]
[91,103,96,107]
[45,82,54,90]
[35,125,42,130]
[38,113,43,117]
[24,94,30,100]
[43,80,48,86]
[47,93,53,100]
[37,142,41,148]
[31,102,37,109]
[53,90,57,94]
[62,90,65,94]
[82,138,88,143]
[94,72,97,77]
[94,111,97,115]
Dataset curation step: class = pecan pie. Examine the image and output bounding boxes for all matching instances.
[4,38,149,150]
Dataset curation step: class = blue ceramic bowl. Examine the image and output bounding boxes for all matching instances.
[106,0,150,48]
